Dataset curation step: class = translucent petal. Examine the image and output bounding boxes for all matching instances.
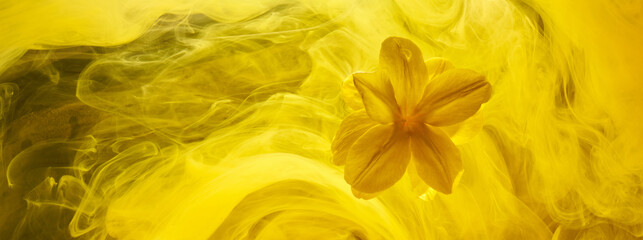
[441,107,485,145]
[410,124,462,194]
[379,37,428,114]
[331,110,378,165]
[345,124,411,193]
[351,187,380,200]
[425,57,455,81]
[353,72,398,124]
[341,74,365,110]
[416,68,491,126]
[407,161,430,196]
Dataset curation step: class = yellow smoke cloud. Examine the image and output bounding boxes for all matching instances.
[1,0,642,239]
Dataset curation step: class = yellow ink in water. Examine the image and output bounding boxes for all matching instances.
[0,0,642,239]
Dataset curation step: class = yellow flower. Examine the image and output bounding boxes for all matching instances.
[332,37,492,198]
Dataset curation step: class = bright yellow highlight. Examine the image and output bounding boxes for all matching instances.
[0,0,643,239]
[333,37,491,197]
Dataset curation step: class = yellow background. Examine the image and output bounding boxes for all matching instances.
[1,0,642,239]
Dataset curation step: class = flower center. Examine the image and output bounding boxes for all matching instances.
[396,114,422,133]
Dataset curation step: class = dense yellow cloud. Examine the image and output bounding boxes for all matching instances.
[0,0,642,239]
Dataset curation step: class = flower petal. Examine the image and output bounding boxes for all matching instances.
[410,124,462,194]
[345,124,411,193]
[425,57,454,81]
[441,107,485,145]
[379,37,428,114]
[417,68,491,126]
[353,72,397,124]
[407,161,430,196]
[341,75,365,110]
[331,110,378,165]
[351,187,380,200]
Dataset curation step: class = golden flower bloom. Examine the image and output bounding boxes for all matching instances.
[332,37,492,198]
